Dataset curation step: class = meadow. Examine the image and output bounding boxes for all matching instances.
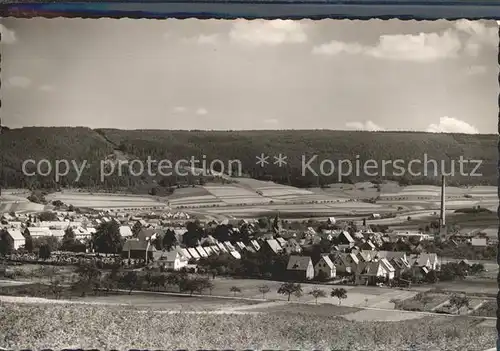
[0,301,495,350]
[45,192,167,209]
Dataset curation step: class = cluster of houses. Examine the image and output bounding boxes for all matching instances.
[0,210,192,251]
[2,211,443,285]
[119,222,442,286]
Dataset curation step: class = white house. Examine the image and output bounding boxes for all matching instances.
[119,226,133,238]
[471,237,488,247]
[287,255,314,280]
[160,251,189,270]
[314,255,336,279]
[6,229,25,250]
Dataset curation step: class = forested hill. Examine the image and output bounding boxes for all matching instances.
[1,127,497,190]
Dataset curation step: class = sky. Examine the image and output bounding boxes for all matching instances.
[1,18,498,133]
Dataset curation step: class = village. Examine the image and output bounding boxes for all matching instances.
[0,200,492,294]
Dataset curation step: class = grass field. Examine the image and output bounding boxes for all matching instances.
[46,192,167,209]
[0,301,495,350]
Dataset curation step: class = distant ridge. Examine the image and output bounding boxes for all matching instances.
[2,127,497,190]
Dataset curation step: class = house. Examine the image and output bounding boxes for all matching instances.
[338,231,355,246]
[378,258,396,280]
[223,241,236,252]
[228,250,242,259]
[210,245,221,254]
[355,260,391,285]
[471,237,488,247]
[333,253,360,275]
[138,229,162,242]
[175,246,192,260]
[122,239,156,260]
[249,240,261,251]
[276,237,287,247]
[26,227,53,238]
[119,226,133,238]
[216,242,228,253]
[195,246,209,258]
[4,229,25,250]
[156,251,188,270]
[187,247,201,260]
[314,255,336,280]
[235,241,246,251]
[408,253,440,271]
[287,255,314,280]
[283,238,302,255]
[360,240,376,251]
[327,217,336,225]
[203,246,214,255]
[264,239,283,255]
[50,230,65,240]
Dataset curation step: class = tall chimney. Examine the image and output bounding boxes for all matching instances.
[440,175,446,227]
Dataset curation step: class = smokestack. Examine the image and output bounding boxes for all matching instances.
[440,175,446,227]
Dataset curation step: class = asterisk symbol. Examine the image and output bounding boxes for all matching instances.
[273,154,287,167]
[256,153,269,167]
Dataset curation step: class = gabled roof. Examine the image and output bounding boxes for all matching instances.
[376,251,407,261]
[158,251,188,262]
[175,246,192,259]
[379,258,395,272]
[187,247,201,259]
[287,255,313,271]
[229,250,241,259]
[235,241,246,250]
[122,239,156,252]
[223,241,236,251]
[266,239,283,254]
[138,228,161,242]
[203,246,214,255]
[119,226,133,237]
[195,246,208,258]
[216,242,228,253]
[339,231,355,243]
[315,255,334,269]
[245,246,256,253]
[276,237,287,246]
[6,229,24,241]
[210,245,220,254]
[250,240,261,251]
[359,261,384,276]
[362,240,376,249]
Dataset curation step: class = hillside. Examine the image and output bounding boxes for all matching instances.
[1,127,497,190]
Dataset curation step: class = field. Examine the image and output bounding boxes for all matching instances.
[0,300,495,350]
[0,194,45,214]
[45,191,167,210]
[163,178,497,222]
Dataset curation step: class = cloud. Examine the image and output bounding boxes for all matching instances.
[196,34,220,45]
[368,31,462,62]
[454,20,497,56]
[345,121,385,131]
[173,106,186,113]
[426,116,478,134]
[264,118,279,125]
[39,85,55,92]
[8,76,31,88]
[313,20,496,62]
[196,108,208,116]
[229,20,307,46]
[0,24,16,44]
[312,41,364,56]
